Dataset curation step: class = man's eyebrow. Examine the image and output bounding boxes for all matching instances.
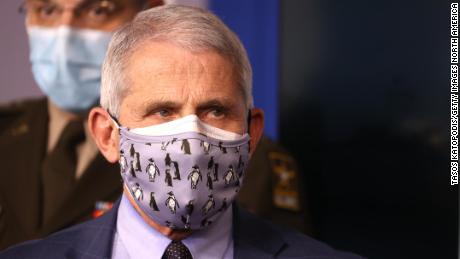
[196,99,235,111]
[141,101,181,113]
[26,0,50,4]
[76,0,102,10]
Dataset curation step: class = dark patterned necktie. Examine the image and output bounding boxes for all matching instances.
[162,241,193,259]
[41,120,85,224]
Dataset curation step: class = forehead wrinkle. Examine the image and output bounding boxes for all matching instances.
[124,42,243,113]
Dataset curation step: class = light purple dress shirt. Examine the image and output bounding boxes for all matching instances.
[111,194,234,259]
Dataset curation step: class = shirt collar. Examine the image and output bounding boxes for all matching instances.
[116,193,233,259]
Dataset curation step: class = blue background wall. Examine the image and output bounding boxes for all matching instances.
[279,1,458,258]
[210,0,280,139]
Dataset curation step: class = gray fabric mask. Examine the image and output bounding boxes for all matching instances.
[114,115,250,230]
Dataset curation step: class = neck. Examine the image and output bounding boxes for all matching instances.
[48,100,87,121]
[123,186,193,241]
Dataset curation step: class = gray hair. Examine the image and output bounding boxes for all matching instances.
[100,5,253,117]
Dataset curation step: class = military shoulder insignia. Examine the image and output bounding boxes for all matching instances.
[92,201,114,218]
[268,152,301,212]
[10,123,29,136]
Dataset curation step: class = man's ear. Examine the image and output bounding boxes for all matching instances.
[145,0,164,8]
[248,108,264,157]
[88,107,119,163]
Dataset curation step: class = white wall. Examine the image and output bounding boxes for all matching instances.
[0,0,42,103]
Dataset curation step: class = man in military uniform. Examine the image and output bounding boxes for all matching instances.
[0,0,164,250]
[0,0,309,251]
[237,136,311,234]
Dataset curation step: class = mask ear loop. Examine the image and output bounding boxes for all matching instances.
[106,109,122,130]
[247,109,252,151]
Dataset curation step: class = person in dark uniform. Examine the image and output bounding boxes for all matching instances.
[0,0,164,250]
[237,136,311,234]
[0,0,309,251]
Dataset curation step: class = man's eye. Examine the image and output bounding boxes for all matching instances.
[158,110,171,117]
[37,4,59,19]
[85,1,116,20]
[209,108,225,118]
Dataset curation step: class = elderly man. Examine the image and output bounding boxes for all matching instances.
[0,0,309,251]
[0,5,362,258]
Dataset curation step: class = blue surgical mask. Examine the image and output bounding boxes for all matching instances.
[27,26,112,113]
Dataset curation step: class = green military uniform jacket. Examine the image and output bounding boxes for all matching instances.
[0,98,122,250]
[0,98,309,250]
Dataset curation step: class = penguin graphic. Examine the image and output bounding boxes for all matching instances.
[172,161,181,180]
[187,165,202,189]
[206,171,213,190]
[165,153,172,167]
[134,152,141,172]
[161,141,171,151]
[201,217,212,228]
[165,221,177,229]
[129,161,137,178]
[201,194,215,215]
[149,192,159,211]
[218,198,228,212]
[119,150,128,173]
[234,146,240,153]
[234,173,240,187]
[236,156,244,177]
[131,183,143,201]
[180,215,187,225]
[162,138,179,150]
[165,191,180,214]
[200,140,211,154]
[165,169,173,187]
[223,165,236,185]
[146,158,160,182]
[129,144,136,158]
[181,200,195,229]
[181,139,191,155]
[207,156,215,175]
[237,155,244,169]
[185,200,194,215]
[213,163,219,182]
[218,141,227,154]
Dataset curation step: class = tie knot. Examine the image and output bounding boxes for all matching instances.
[162,241,193,259]
[58,120,85,147]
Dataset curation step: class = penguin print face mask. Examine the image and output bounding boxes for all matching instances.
[113,114,250,230]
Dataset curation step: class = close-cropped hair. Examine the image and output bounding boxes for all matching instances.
[100,4,253,117]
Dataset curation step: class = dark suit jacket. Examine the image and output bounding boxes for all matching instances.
[0,201,363,259]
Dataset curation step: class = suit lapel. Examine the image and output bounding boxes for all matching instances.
[63,203,286,259]
[233,205,287,258]
[0,99,48,236]
[64,199,120,259]
[42,202,286,258]
[40,154,122,235]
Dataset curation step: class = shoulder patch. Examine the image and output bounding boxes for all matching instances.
[268,152,301,212]
[10,122,29,136]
